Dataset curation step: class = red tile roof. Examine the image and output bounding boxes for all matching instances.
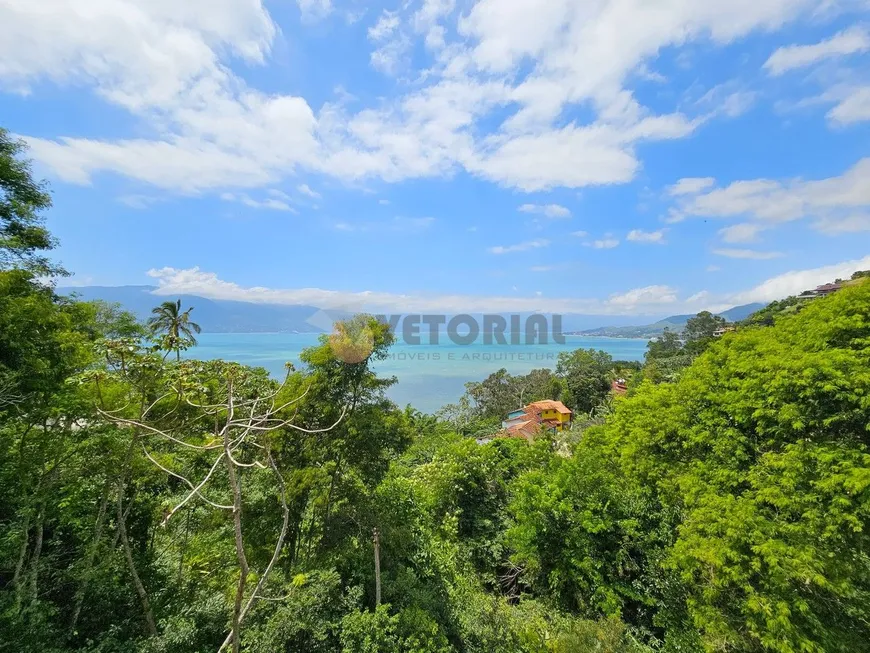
[501,400,573,440]
[500,420,539,439]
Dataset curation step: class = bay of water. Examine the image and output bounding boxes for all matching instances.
[186,333,649,414]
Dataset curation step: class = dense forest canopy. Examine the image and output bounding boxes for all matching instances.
[1,129,869,653]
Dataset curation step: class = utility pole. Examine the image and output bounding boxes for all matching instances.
[373,527,381,606]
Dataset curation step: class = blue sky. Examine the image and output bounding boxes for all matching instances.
[2,0,869,316]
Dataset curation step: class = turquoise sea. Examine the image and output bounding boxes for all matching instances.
[186,333,649,414]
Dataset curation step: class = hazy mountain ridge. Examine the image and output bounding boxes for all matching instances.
[575,303,766,338]
[59,285,328,333]
[58,285,763,336]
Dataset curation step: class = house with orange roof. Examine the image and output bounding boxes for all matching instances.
[499,399,573,440]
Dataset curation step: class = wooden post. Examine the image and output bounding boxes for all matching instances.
[373,527,381,606]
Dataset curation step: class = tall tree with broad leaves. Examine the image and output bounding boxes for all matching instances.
[555,348,613,414]
[682,310,726,355]
[0,128,62,276]
[147,299,202,361]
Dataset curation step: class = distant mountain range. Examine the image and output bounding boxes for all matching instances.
[56,285,765,337]
[58,285,333,333]
[573,303,766,338]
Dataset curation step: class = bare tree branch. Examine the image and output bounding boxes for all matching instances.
[141,446,233,512]
[218,450,291,653]
[97,368,345,652]
[142,391,174,418]
[161,451,230,524]
[98,410,222,451]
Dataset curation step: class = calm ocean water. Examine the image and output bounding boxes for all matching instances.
[186,333,649,414]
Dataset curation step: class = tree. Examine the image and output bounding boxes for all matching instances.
[148,299,202,361]
[97,361,346,653]
[682,311,726,355]
[5,125,868,653]
[0,270,94,409]
[0,128,59,275]
[507,441,667,623]
[464,368,522,420]
[742,295,804,327]
[652,281,870,651]
[555,348,613,414]
[644,328,682,361]
[642,316,721,384]
[518,368,566,406]
[521,279,870,651]
[287,316,412,559]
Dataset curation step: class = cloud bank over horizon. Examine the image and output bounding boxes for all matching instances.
[142,255,870,316]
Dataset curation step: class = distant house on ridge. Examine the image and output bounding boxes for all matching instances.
[798,282,845,300]
[814,282,843,297]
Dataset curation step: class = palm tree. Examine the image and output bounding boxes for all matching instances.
[148,299,202,361]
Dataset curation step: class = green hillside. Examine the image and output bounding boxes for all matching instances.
[577,302,765,337]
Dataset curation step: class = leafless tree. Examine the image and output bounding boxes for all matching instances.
[99,370,346,653]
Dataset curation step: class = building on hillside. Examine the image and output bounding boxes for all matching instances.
[713,325,736,337]
[499,400,573,440]
[798,282,845,300]
[814,282,843,297]
[501,419,540,439]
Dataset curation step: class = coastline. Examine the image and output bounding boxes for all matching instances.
[185,333,650,413]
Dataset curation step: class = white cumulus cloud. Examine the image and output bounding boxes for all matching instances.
[668,158,870,235]
[668,177,716,196]
[718,223,765,243]
[764,27,870,76]
[827,86,870,125]
[731,255,870,303]
[298,183,321,199]
[626,229,667,244]
[590,238,620,249]
[518,203,571,218]
[0,0,837,196]
[144,254,870,316]
[608,285,678,307]
[488,238,550,255]
[713,248,784,260]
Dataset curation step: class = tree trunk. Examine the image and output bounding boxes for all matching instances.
[224,381,248,653]
[373,528,381,607]
[70,480,111,636]
[218,453,291,653]
[27,510,44,608]
[117,492,158,636]
[226,454,248,653]
[320,454,343,548]
[177,509,191,588]
[12,513,30,611]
